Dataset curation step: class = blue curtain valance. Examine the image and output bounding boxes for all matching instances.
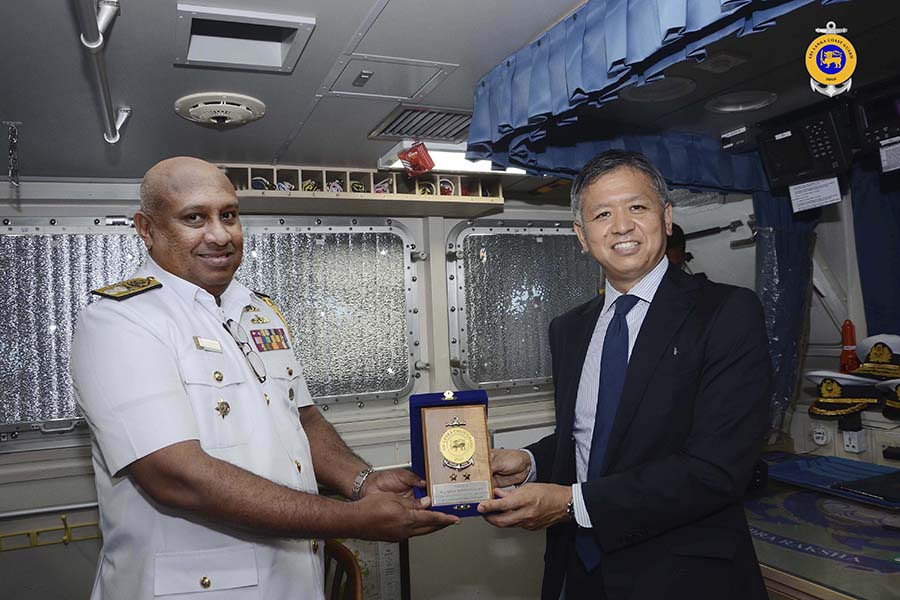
[467,0,848,187]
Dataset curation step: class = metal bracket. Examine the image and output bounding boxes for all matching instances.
[103,107,132,144]
[104,215,133,227]
[729,215,757,249]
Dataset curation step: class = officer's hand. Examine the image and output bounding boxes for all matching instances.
[477,483,570,531]
[355,493,459,541]
[489,449,532,488]
[361,468,424,498]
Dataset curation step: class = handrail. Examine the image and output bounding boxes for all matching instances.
[74,0,130,143]
[0,502,98,521]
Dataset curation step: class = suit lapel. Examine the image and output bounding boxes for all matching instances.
[556,293,605,442]
[600,266,700,473]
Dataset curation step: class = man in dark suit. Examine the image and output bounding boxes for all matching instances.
[478,150,770,600]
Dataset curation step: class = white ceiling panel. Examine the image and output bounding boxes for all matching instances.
[354,0,581,70]
[331,58,440,99]
[279,95,399,167]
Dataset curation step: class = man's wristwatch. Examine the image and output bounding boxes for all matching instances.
[351,466,374,501]
[566,498,576,522]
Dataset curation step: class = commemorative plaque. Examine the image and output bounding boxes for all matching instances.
[410,389,493,516]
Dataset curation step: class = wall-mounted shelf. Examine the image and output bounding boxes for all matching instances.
[218,164,504,218]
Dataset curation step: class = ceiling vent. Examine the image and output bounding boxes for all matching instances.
[175,4,315,73]
[174,92,266,127]
[369,105,472,143]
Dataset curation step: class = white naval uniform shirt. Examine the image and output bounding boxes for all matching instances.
[71,259,325,600]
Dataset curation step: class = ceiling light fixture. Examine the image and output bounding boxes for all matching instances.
[377,141,526,175]
[705,91,777,113]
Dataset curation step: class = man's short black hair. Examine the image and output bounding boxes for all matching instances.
[667,223,686,251]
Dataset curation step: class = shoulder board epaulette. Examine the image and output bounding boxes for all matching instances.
[91,277,162,301]
[253,290,271,299]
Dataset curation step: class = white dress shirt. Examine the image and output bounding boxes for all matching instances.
[71,259,325,600]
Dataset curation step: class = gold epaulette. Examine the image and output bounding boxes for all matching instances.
[91,277,162,300]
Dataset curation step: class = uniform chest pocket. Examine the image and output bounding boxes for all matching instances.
[180,355,254,449]
[258,349,303,417]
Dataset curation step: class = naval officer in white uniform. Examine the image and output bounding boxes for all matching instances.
[71,156,458,600]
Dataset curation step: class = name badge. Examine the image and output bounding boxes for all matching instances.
[193,336,223,353]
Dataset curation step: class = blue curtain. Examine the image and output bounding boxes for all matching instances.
[753,193,820,437]
[850,160,900,336]
[502,130,770,192]
[466,0,854,437]
[467,0,850,175]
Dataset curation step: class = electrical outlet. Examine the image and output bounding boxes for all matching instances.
[811,424,831,446]
[842,430,868,454]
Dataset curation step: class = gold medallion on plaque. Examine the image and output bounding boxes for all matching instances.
[440,426,476,470]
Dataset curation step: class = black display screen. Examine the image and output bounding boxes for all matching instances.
[760,132,813,176]
[757,109,848,189]
[862,96,900,127]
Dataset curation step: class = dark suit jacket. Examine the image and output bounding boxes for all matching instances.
[528,264,771,600]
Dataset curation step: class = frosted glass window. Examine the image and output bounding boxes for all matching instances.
[238,230,410,400]
[0,223,413,429]
[448,222,603,388]
[0,232,145,425]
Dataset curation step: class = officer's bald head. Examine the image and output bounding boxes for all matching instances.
[140,157,234,217]
[134,156,243,297]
